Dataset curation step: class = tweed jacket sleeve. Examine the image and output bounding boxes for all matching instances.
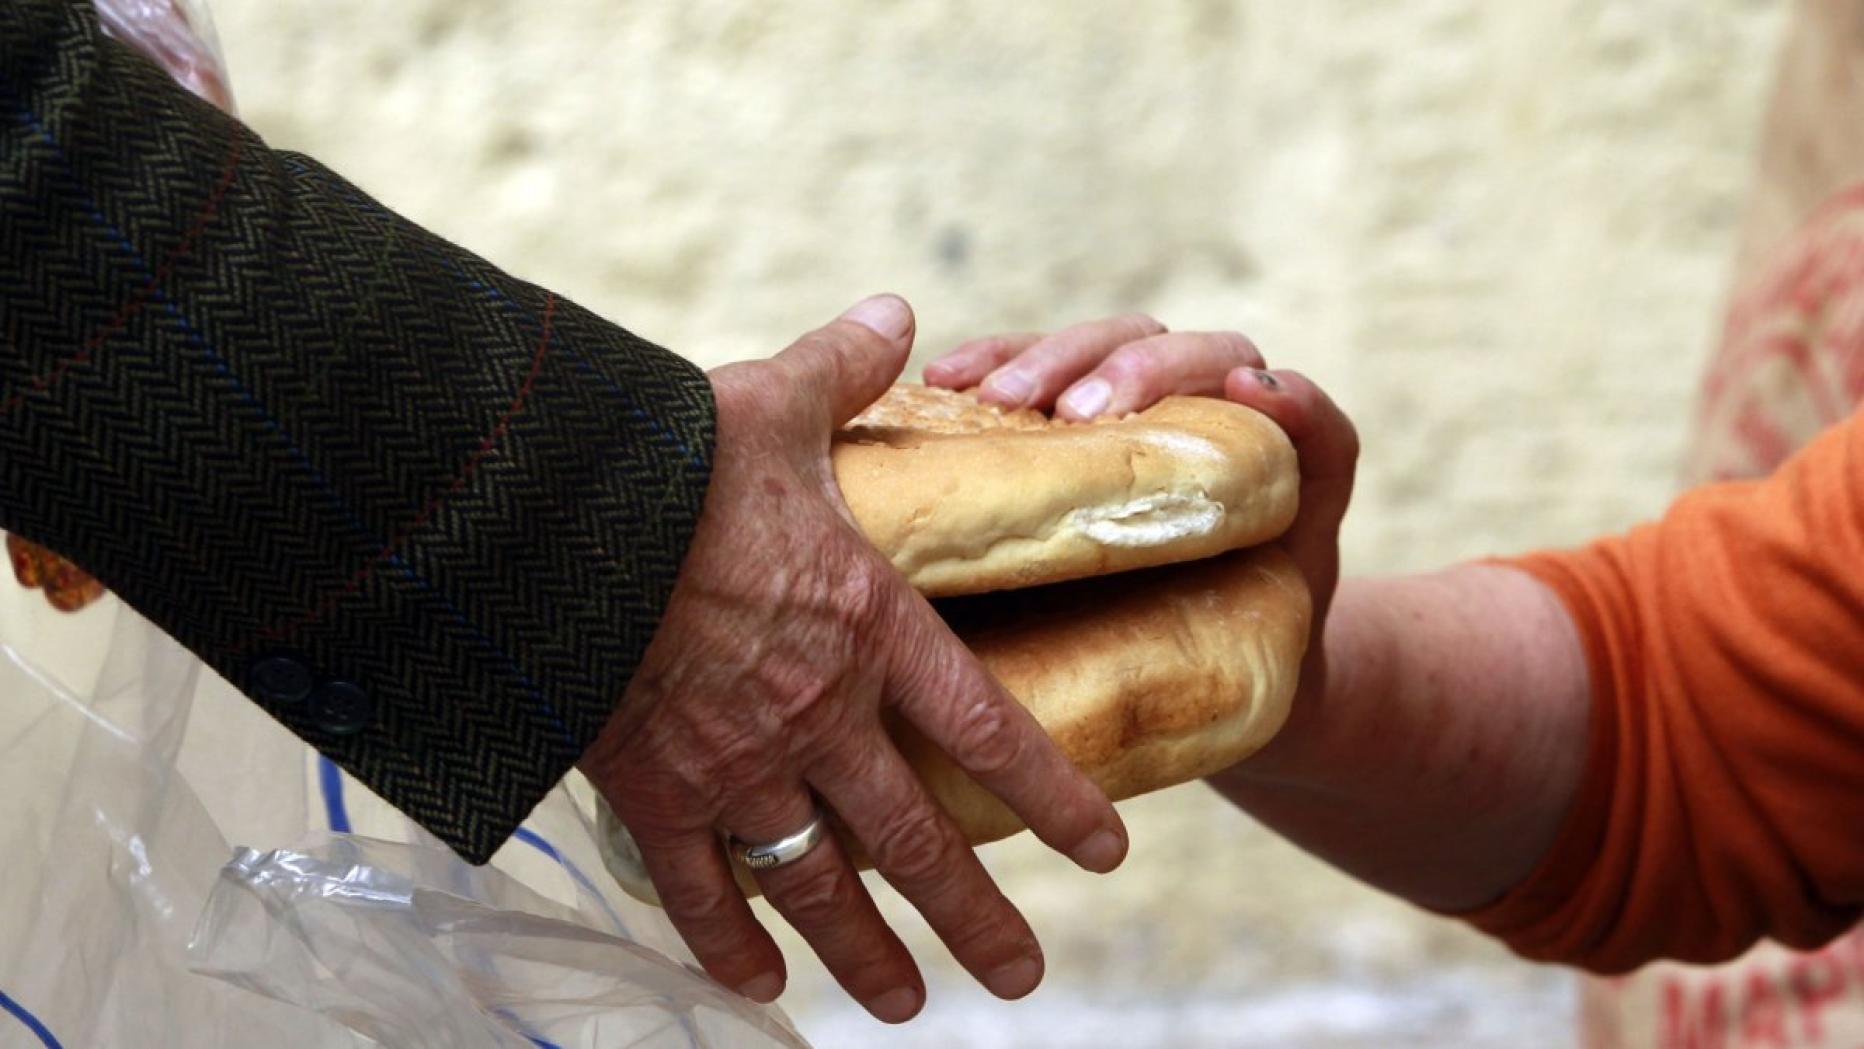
[0,1,716,862]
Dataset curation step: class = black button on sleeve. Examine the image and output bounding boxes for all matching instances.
[247,654,314,706]
[307,681,374,736]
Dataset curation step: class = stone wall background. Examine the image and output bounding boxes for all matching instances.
[205,2,1788,1046]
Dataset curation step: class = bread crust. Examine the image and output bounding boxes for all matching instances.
[901,542,1310,846]
[832,385,1299,596]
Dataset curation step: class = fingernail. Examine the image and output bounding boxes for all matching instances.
[841,294,913,342]
[737,972,783,1003]
[985,956,1043,1000]
[867,986,923,1023]
[982,370,1034,406]
[1252,368,1280,390]
[1059,378,1111,419]
[1072,829,1127,873]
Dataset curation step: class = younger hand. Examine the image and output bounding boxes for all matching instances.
[923,316,1359,776]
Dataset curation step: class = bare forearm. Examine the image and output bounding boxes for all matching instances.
[1208,564,1590,912]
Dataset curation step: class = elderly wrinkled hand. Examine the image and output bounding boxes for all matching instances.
[577,296,1129,1024]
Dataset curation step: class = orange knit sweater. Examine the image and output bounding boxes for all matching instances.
[1468,408,1864,971]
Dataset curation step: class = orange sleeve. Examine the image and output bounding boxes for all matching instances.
[1463,408,1864,972]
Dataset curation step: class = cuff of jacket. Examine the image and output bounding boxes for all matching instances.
[225,327,717,865]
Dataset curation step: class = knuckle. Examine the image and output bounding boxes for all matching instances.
[618,716,739,817]
[819,320,889,365]
[760,663,837,730]
[1123,312,1167,337]
[1101,342,1164,383]
[748,607,881,734]
[1340,416,1362,461]
[1281,370,1361,460]
[804,323,863,359]
[781,327,861,395]
[792,706,871,771]
[690,722,773,798]
[950,336,1000,360]
[825,555,890,632]
[796,698,884,775]
[820,572,898,675]
[779,863,859,928]
[706,362,762,412]
[1217,330,1264,366]
[613,771,711,836]
[919,879,1029,965]
[950,911,1032,966]
[869,803,957,885]
[947,696,1023,777]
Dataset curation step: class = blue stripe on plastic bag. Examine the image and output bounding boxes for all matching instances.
[0,987,64,1048]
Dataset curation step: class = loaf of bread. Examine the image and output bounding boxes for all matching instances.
[598,543,1310,903]
[831,384,1299,596]
[898,542,1310,847]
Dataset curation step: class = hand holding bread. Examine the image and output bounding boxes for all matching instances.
[603,315,1349,909]
[581,298,1132,1022]
[928,316,1359,790]
[594,311,1355,1030]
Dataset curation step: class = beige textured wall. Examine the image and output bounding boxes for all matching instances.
[206,2,1786,1046]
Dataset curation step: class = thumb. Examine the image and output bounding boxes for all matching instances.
[1224,365,1357,600]
[1222,366,1358,500]
[779,294,916,429]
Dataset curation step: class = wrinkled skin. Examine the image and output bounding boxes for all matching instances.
[579,296,1129,1024]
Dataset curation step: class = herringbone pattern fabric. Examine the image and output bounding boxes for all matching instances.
[0,1,716,862]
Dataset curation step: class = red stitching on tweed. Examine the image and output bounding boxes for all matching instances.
[248,292,558,647]
[0,130,246,417]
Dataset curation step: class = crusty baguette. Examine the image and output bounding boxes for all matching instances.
[831,384,1299,597]
[598,544,1311,903]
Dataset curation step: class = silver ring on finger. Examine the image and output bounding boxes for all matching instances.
[729,810,827,872]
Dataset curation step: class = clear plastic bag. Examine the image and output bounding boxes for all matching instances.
[0,584,808,1047]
